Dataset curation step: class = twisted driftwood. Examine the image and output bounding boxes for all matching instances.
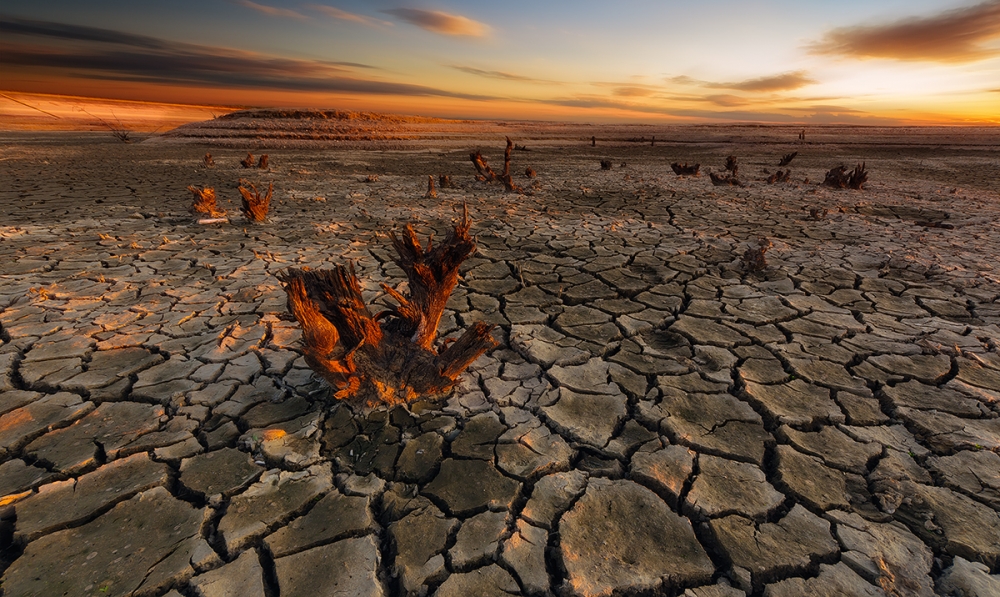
[671,162,700,176]
[277,205,497,409]
[239,182,272,221]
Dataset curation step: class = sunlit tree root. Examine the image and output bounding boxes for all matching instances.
[277,205,497,410]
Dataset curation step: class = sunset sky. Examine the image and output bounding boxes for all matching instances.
[2,0,999,124]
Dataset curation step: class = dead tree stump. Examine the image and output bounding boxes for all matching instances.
[439,175,454,188]
[240,153,255,168]
[277,205,497,409]
[239,182,272,221]
[258,154,269,169]
[188,186,225,218]
[425,175,438,198]
[600,159,613,170]
[525,167,536,178]
[671,162,700,176]
[203,153,215,167]
[779,151,797,166]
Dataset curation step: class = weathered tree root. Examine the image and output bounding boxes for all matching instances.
[824,162,867,189]
[258,154,269,169]
[240,153,255,168]
[203,153,215,167]
[188,186,225,218]
[238,182,272,222]
[277,205,497,410]
[671,162,700,176]
[779,151,797,167]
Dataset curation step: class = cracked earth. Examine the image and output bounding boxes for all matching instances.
[1,125,999,597]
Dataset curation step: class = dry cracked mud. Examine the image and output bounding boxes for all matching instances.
[1,125,999,597]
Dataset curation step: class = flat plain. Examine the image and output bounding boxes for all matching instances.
[1,118,999,597]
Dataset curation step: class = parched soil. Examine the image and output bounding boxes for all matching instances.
[1,125,999,597]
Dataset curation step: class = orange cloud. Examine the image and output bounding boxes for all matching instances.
[710,71,815,92]
[383,8,488,37]
[450,65,558,84]
[309,4,390,27]
[611,86,657,97]
[236,0,306,19]
[811,0,1000,62]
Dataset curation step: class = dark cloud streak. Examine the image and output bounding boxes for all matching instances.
[810,0,1000,62]
[0,16,495,101]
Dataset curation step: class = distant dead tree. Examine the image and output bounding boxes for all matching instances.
[424,175,437,198]
[470,150,497,182]
[808,207,828,220]
[710,171,744,187]
[724,155,739,176]
[257,154,269,169]
[741,237,772,273]
[240,153,255,168]
[203,153,215,167]
[238,182,272,221]
[766,169,791,184]
[439,175,454,188]
[671,162,700,176]
[779,151,797,167]
[499,137,523,193]
[591,136,596,147]
[188,186,225,218]
[824,163,867,189]
[276,204,497,410]
[651,136,655,146]
[799,130,805,141]
[470,138,522,192]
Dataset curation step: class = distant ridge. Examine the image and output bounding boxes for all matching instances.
[218,108,457,124]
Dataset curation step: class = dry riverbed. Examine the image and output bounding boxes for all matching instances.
[1,123,999,597]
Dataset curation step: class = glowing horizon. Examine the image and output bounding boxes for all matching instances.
[2,1,999,125]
